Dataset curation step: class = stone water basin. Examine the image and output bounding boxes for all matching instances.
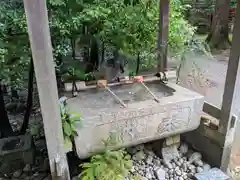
[66,79,204,159]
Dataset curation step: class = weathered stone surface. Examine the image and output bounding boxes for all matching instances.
[154,168,166,180]
[165,135,180,146]
[194,168,231,180]
[132,151,146,161]
[67,82,204,158]
[189,152,202,163]
[162,144,179,162]
[0,135,35,174]
[179,143,188,155]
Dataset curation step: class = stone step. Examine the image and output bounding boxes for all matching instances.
[194,168,232,180]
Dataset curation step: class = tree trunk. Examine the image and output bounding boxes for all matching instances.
[136,52,140,75]
[20,58,34,134]
[0,82,14,138]
[157,0,170,73]
[206,0,231,49]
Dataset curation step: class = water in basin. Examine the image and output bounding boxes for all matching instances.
[74,81,175,110]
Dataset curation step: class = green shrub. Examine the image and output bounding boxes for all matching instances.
[59,97,82,149]
[81,149,132,180]
[80,133,133,180]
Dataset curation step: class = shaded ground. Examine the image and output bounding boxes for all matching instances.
[171,49,240,176]
[170,50,229,109]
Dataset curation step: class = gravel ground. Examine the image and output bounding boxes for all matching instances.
[125,143,211,180]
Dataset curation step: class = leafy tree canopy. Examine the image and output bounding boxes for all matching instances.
[0,0,202,86]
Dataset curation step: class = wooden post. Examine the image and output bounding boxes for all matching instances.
[23,0,70,179]
[219,0,240,172]
[219,0,240,135]
[157,0,170,72]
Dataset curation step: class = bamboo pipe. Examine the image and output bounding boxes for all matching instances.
[133,76,160,103]
[97,80,127,108]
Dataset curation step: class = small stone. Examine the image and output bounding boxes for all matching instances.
[189,165,196,170]
[73,91,78,97]
[194,160,204,167]
[181,162,187,171]
[172,162,176,168]
[23,164,31,172]
[32,172,39,177]
[196,167,204,173]
[130,166,136,173]
[139,176,148,180]
[146,172,153,179]
[176,161,181,167]
[169,169,174,174]
[133,151,146,161]
[12,170,22,178]
[162,144,179,162]
[179,143,188,154]
[182,173,188,180]
[179,177,184,180]
[189,152,202,163]
[166,137,174,146]
[128,147,138,155]
[145,150,155,157]
[146,168,153,177]
[163,160,173,169]
[154,168,166,180]
[182,157,187,162]
[179,158,184,164]
[138,170,144,176]
[202,163,211,171]
[145,155,153,164]
[153,159,161,167]
[175,169,182,176]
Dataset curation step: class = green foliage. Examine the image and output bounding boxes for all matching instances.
[51,0,202,56]
[80,133,132,180]
[81,149,132,180]
[62,68,86,82]
[182,0,237,34]
[59,97,82,149]
[76,0,206,71]
[230,0,237,9]
[0,0,29,88]
[0,0,207,87]
[61,67,96,82]
[128,72,136,77]
[169,0,197,56]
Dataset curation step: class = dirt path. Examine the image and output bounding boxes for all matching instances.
[174,49,240,173]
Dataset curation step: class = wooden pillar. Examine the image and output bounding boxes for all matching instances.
[157,0,170,72]
[219,0,240,135]
[23,0,70,179]
[219,0,240,172]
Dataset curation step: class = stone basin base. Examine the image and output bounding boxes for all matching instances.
[66,80,204,159]
[0,135,35,174]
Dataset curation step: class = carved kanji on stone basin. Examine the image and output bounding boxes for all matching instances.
[66,80,204,159]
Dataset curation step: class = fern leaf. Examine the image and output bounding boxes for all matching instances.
[81,162,93,169]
